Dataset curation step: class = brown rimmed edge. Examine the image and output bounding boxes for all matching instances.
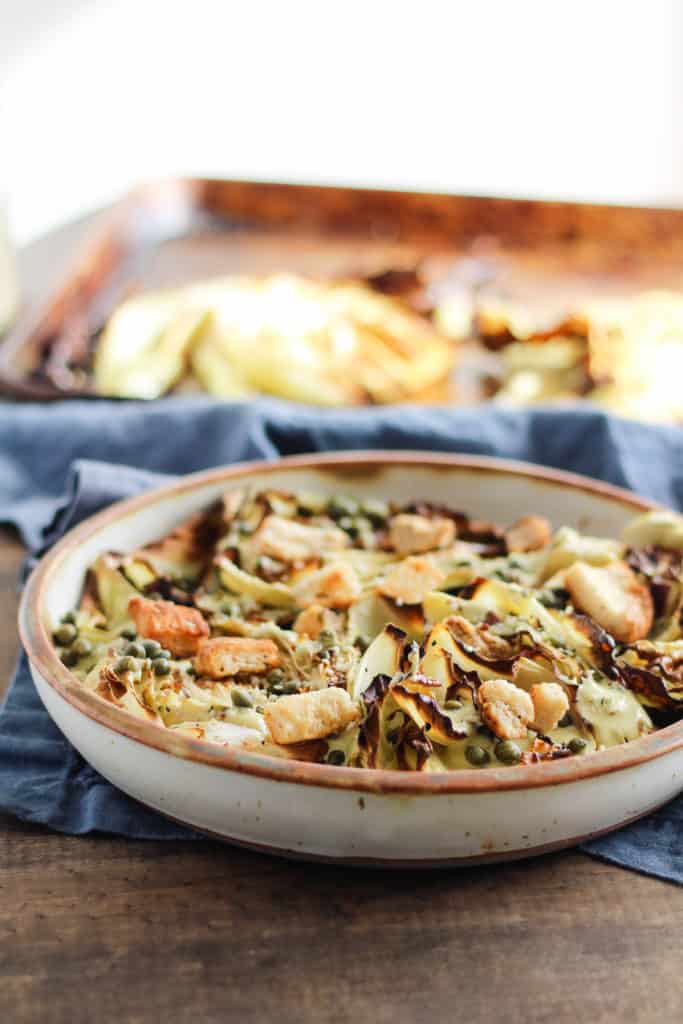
[18,450,683,796]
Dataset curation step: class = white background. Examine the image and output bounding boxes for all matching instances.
[1,0,682,246]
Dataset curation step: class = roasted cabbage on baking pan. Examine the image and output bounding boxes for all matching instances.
[94,274,455,405]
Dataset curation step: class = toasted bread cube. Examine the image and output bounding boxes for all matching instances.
[254,515,349,564]
[128,596,209,657]
[388,513,455,555]
[292,562,361,609]
[293,604,341,639]
[378,555,444,606]
[264,687,360,744]
[505,515,552,553]
[530,682,569,734]
[565,560,653,643]
[195,637,280,678]
[478,679,534,740]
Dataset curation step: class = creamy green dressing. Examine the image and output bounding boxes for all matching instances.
[575,676,651,747]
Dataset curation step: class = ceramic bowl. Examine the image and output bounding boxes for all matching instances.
[19,452,683,865]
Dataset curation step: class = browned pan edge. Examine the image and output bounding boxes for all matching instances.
[3,176,683,400]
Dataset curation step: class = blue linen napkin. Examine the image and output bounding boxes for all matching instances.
[1,397,682,881]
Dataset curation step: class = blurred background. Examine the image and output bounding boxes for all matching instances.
[2,0,683,245]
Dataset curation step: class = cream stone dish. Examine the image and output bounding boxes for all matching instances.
[19,453,683,865]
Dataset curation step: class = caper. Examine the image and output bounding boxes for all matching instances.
[186,664,197,677]
[267,668,284,686]
[318,629,336,648]
[153,658,171,676]
[269,681,298,696]
[60,649,79,667]
[495,740,522,765]
[444,699,462,710]
[121,627,137,640]
[221,601,238,616]
[115,656,137,674]
[465,744,490,767]
[558,711,574,728]
[157,648,171,660]
[71,637,93,658]
[327,495,359,520]
[54,623,77,646]
[568,737,587,754]
[61,610,78,625]
[231,686,254,708]
[142,639,162,657]
[360,498,389,524]
[124,642,146,659]
[325,749,346,766]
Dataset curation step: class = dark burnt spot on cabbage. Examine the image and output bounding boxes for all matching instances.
[570,613,620,680]
[361,673,393,707]
[619,661,683,711]
[626,546,682,617]
[396,721,433,771]
[391,685,468,742]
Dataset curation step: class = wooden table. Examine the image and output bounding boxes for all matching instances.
[1,220,681,1024]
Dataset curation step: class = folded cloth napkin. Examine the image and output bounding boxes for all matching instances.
[1,398,682,882]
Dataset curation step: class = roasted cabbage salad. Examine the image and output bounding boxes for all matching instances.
[52,490,683,771]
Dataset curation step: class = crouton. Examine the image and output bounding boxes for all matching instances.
[195,637,281,678]
[505,514,552,553]
[478,679,534,740]
[378,556,444,605]
[128,596,209,657]
[254,515,349,564]
[292,562,361,609]
[564,560,654,643]
[530,682,569,734]
[293,604,341,639]
[264,687,360,744]
[388,513,456,555]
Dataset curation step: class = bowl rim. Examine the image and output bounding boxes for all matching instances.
[19,450,683,796]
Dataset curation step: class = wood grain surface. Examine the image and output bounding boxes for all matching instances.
[0,219,682,1024]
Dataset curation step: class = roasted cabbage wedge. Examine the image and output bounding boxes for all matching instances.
[448,289,683,423]
[53,494,683,770]
[94,273,455,404]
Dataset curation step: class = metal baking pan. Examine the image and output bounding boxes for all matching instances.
[2,177,683,404]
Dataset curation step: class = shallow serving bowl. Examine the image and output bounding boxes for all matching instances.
[19,452,683,866]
